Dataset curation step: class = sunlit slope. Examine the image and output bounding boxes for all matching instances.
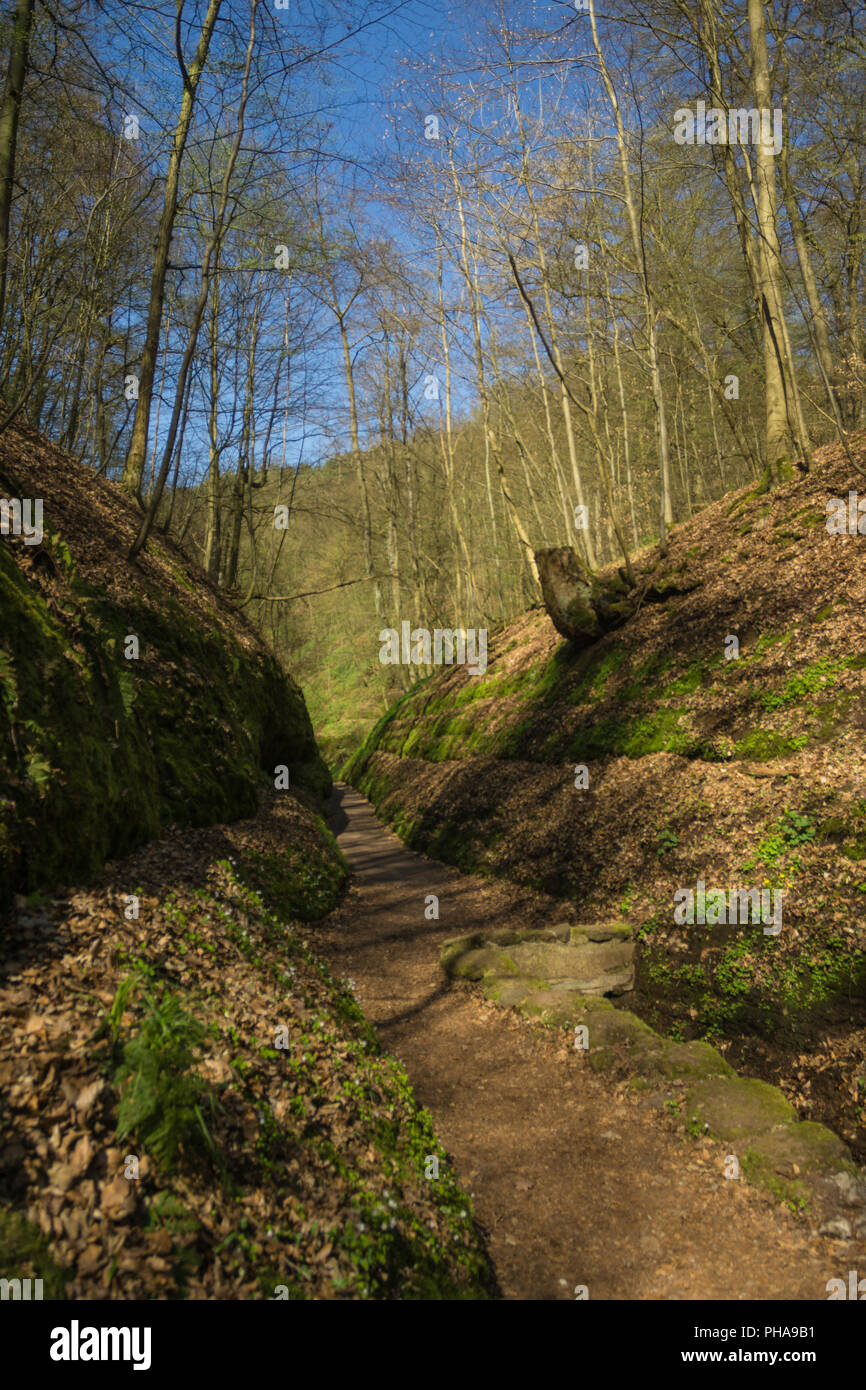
[345,437,866,1116]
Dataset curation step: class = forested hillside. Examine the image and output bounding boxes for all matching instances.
[0,420,330,901]
[345,433,866,1164]
[0,1,861,765]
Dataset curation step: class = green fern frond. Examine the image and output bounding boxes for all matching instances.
[114,989,220,1170]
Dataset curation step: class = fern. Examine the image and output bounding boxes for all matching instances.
[115,990,220,1169]
[107,972,140,1041]
[117,668,137,716]
[24,750,53,795]
[0,648,17,718]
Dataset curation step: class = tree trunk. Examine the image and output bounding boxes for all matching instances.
[588,0,673,541]
[121,0,222,497]
[338,313,382,623]
[748,0,801,481]
[0,0,34,339]
[128,0,255,560]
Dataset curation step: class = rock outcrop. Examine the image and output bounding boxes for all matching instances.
[441,924,866,1230]
[441,920,635,1001]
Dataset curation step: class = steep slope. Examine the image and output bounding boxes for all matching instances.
[345,436,866,1161]
[0,423,492,1300]
[0,421,329,902]
[0,793,492,1299]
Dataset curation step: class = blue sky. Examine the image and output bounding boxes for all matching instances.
[90,0,593,483]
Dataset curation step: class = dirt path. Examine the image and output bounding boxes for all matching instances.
[316,784,847,1301]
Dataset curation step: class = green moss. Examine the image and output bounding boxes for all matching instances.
[760,656,849,711]
[623,707,689,756]
[621,653,672,701]
[661,662,705,697]
[573,646,627,704]
[493,717,534,758]
[642,924,866,1045]
[739,1156,810,1210]
[342,686,417,781]
[750,629,793,658]
[567,704,690,761]
[732,729,809,761]
[0,535,330,903]
[685,1074,796,1142]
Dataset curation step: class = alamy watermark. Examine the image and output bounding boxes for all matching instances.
[826,492,866,535]
[674,880,782,936]
[827,1270,866,1299]
[379,622,488,676]
[0,1275,43,1299]
[673,101,783,156]
[0,497,43,545]
[49,1321,151,1370]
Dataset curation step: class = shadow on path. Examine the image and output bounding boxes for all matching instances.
[317,782,840,1301]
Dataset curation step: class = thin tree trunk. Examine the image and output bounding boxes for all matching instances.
[778,75,837,411]
[203,270,221,580]
[0,0,34,339]
[747,0,806,478]
[588,0,673,543]
[121,0,223,497]
[435,252,476,613]
[338,312,382,623]
[500,99,598,569]
[129,0,253,559]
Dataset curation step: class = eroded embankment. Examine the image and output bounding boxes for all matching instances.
[0,791,493,1299]
[0,421,491,1300]
[0,419,330,903]
[344,437,866,1161]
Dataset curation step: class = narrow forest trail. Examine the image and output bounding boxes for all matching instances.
[319,784,846,1302]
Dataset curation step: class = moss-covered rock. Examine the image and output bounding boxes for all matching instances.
[650,1040,735,1082]
[743,1121,852,1180]
[582,923,633,942]
[579,1004,659,1049]
[440,925,634,996]
[484,976,536,1007]
[684,1075,797,1142]
[740,1123,855,1209]
[535,546,637,647]
[450,946,520,981]
[518,988,595,1028]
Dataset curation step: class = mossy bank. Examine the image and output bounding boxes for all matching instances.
[0,421,330,902]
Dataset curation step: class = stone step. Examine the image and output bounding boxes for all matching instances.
[441,923,634,998]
